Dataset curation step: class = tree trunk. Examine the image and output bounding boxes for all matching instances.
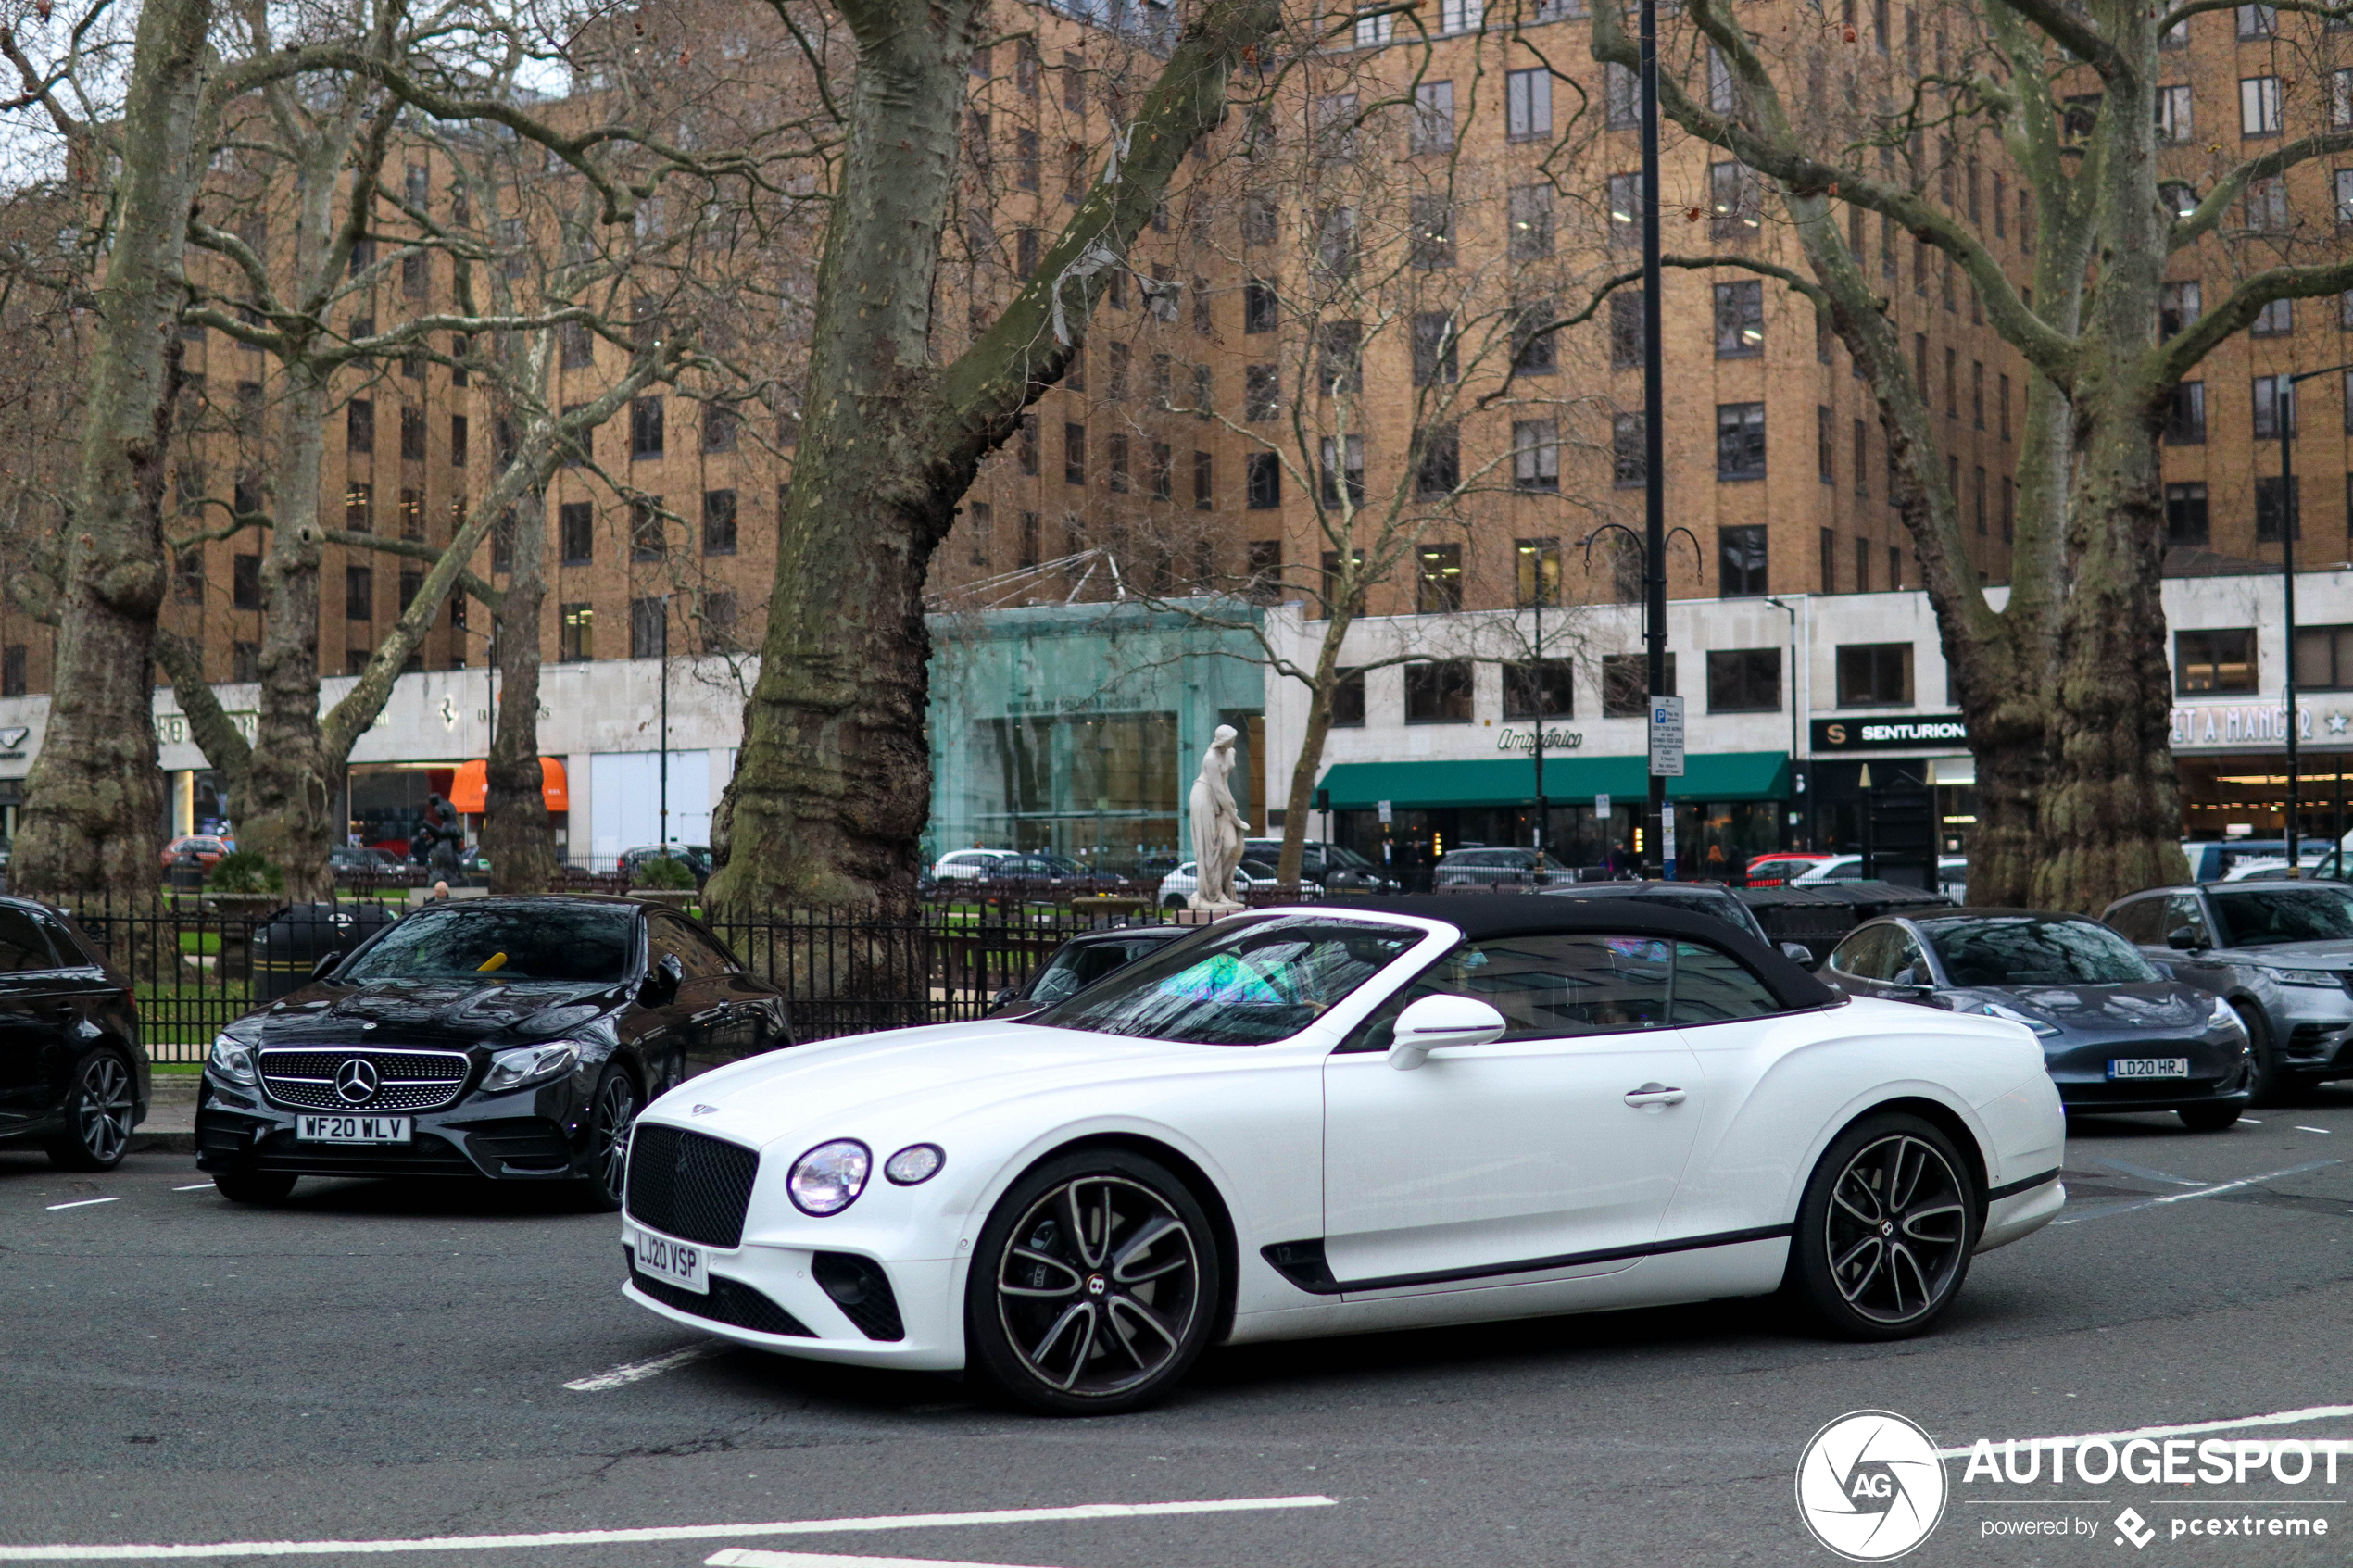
[708,0,1283,921]
[235,359,338,902]
[12,0,215,899]
[484,502,555,894]
[1274,616,1351,892]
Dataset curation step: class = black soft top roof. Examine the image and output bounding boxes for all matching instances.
[1336,893,1838,1010]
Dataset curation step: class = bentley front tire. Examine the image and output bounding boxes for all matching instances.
[965,1148,1221,1416]
[1785,1112,1977,1342]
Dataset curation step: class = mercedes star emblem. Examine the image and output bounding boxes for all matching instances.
[333,1058,381,1105]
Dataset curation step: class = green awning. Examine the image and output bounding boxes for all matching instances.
[1317,751,1790,809]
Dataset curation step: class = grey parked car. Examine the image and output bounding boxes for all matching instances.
[2101,882,2353,1103]
[1541,879,1816,964]
[1822,909,2252,1130]
[1433,847,1578,890]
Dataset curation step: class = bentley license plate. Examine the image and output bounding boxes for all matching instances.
[633,1229,708,1294]
[296,1113,412,1143]
[2108,1058,2191,1080]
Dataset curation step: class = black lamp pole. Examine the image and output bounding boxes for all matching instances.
[1640,0,1667,876]
[2280,363,2353,874]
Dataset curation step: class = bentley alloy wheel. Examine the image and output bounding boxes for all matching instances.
[969,1150,1220,1414]
[1789,1113,1977,1340]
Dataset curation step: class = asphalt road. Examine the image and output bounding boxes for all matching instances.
[10,1098,2353,1567]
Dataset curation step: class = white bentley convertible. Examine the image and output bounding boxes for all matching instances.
[618,897,2065,1413]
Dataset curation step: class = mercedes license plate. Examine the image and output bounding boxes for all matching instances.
[2108,1058,2191,1080]
[633,1229,708,1294]
[296,1113,412,1143]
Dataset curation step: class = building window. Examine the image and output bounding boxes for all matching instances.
[346,398,374,454]
[1853,419,1869,496]
[1716,402,1766,480]
[2176,628,2257,693]
[1244,365,1279,420]
[1108,433,1131,494]
[702,402,739,454]
[1318,434,1365,508]
[1708,161,1762,238]
[1504,659,1574,719]
[397,489,424,540]
[1512,301,1557,374]
[343,483,372,533]
[2242,76,2282,137]
[630,596,667,659]
[1817,406,1835,483]
[1855,536,1873,592]
[2156,83,2193,144]
[560,501,594,564]
[1416,544,1463,612]
[1322,548,1365,614]
[559,603,594,662]
[2238,3,2276,37]
[1416,424,1461,498]
[701,489,737,555]
[2252,298,2294,337]
[1714,281,1763,356]
[1511,420,1560,492]
[1718,525,1768,596]
[1410,195,1454,269]
[1150,442,1173,501]
[1243,278,1278,333]
[1516,537,1561,607]
[2294,624,2353,690]
[1819,527,1837,593]
[1329,668,1367,726]
[1835,643,1913,706]
[1609,291,1644,368]
[2167,381,2208,444]
[1245,539,1282,597]
[393,404,422,461]
[630,397,664,459]
[1413,314,1457,385]
[1505,69,1551,141]
[1246,451,1282,509]
[2257,476,2301,543]
[346,565,373,621]
[0,645,24,696]
[1411,81,1455,153]
[1706,648,1780,712]
[1602,652,1674,717]
[1404,659,1474,721]
[630,498,665,561]
[449,413,468,467]
[1063,421,1087,483]
[1016,415,1038,475]
[1605,61,1639,128]
[2253,374,2295,440]
[1019,511,1041,568]
[230,641,260,682]
[1607,172,1644,248]
[1194,451,1215,510]
[1506,184,1554,260]
[2158,482,2210,550]
[1614,411,1647,486]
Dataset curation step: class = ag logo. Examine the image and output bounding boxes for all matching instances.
[1795,1410,1947,1562]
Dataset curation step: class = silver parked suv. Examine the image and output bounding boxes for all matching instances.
[2102,882,2353,1102]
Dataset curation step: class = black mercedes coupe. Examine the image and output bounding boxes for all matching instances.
[195,897,792,1205]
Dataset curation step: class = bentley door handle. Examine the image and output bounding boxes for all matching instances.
[1623,1083,1687,1107]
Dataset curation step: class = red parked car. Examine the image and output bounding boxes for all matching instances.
[1742,852,1836,888]
[161,834,235,871]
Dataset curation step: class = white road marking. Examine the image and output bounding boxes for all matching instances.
[1932,1404,2353,1460]
[709,1554,1063,1567]
[171,1184,214,1192]
[44,1198,118,1211]
[2242,1118,2264,1123]
[0,1497,1340,1560]
[2051,1159,2338,1224]
[2296,1125,2332,1134]
[2083,1156,2202,1186]
[564,1342,726,1391]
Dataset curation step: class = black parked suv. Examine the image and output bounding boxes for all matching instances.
[0,897,146,1170]
[195,897,792,1206]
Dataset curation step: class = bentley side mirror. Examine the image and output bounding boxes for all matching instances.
[308,950,343,984]
[1387,994,1508,1072]
[2166,927,2202,951]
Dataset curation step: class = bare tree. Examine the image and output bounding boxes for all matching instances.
[1592,0,2353,910]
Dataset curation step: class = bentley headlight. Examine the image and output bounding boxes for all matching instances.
[2258,965,2340,988]
[482,1042,581,1092]
[2208,996,2243,1032]
[207,1034,258,1085]
[788,1139,872,1215]
[1977,1000,2061,1038]
[884,1143,945,1186]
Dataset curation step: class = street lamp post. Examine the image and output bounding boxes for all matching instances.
[1765,595,1802,850]
[1639,0,1667,878]
[658,594,672,851]
[2279,363,2353,875]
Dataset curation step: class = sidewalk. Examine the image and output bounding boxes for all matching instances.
[135,1072,198,1154]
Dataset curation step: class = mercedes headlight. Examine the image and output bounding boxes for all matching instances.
[788,1139,872,1215]
[482,1042,581,1093]
[2208,996,2243,1032]
[207,1034,258,1085]
[2258,965,2340,988]
[1976,1000,2061,1037]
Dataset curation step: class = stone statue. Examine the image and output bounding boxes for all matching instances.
[1188,724,1247,913]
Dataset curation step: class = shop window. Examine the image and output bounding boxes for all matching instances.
[1329,668,1366,726]
[1504,659,1574,718]
[2165,483,2209,548]
[559,603,594,662]
[1404,659,1474,722]
[2295,625,2353,690]
[2175,628,2257,693]
[1836,643,1914,707]
[1602,651,1675,718]
[1706,647,1781,712]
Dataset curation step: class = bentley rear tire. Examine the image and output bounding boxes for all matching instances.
[965,1148,1221,1416]
[1784,1112,1977,1341]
